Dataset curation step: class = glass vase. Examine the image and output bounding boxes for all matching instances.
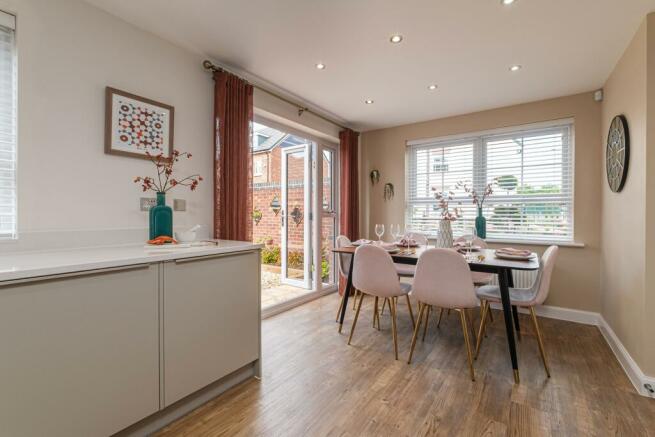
[149,192,173,239]
[475,207,487,239]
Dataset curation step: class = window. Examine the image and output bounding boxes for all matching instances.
[255,133,269,148]
[0,12,16,240]
[253,157,264,177]
[406,120,574,243]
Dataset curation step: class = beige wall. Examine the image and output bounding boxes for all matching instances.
[360,92,602,312]
[601,19,649,374]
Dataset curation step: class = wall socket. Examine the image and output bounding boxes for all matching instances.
[140,197,157,211]
[173,199,186,211]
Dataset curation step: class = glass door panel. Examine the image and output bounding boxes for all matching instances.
[318,145,338,288]
[281,145,311,288]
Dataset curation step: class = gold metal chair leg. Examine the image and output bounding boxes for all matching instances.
[380,297,388,315]
[437,307,444,328]
[408,302,425,364]
[422,305,431,341]
[529,307,551,378]
[488,306,494,323]
[459,309,476,381]
[352,289,359,310]
[390,297,399,360]
[373,296,379,329]
[475,300,489,359]
[466,308,477,344]
[348,293,365,345]
[405,294,415,328]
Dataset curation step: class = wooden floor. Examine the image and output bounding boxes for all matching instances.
[157,293,655,436]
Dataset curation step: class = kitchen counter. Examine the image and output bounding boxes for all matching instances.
[0,239,262,436]
[0,240,262,282]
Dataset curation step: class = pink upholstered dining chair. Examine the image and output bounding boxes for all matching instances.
[351,244,413,360]
[407,248,479,381]
[395,232,429,278]
[475,245,558,377]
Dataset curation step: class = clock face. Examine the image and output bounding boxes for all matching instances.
[606,115,629,193]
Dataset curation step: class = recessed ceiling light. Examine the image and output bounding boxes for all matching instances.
[389,34,403,44]
[509,64,522,72]
[315,62,326,70]
[428,84,438,90]
[501,0,516,5]
[364,99,374,104]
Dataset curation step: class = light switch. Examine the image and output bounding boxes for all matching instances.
[174,199,186,211]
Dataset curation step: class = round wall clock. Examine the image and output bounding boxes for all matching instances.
[606,115,630,193]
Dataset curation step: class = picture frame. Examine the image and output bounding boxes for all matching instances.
[104,87,174,160]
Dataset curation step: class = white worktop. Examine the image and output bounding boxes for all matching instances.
[0,240,262,282]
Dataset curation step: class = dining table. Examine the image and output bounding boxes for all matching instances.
[332,244,540,383]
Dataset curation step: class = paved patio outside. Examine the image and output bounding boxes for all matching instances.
[261,265,309,309]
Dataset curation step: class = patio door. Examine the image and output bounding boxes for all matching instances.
[280,145,312,288]
[314,143,338,290]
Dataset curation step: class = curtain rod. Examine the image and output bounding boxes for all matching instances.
[202,60,348,131]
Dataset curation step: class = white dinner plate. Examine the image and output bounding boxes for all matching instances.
[494,252,536,261]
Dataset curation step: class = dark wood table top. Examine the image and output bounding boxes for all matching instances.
[332,246,540,271]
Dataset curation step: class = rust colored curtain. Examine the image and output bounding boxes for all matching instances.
[213,70,254,241]
[339,128,360,294]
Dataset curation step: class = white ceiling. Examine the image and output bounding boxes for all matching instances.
[84,0,655,131]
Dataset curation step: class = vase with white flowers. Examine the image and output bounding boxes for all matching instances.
[134,149,203,240]
[432,189,461,248]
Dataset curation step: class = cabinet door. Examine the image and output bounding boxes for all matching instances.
[163,251,260,406]
[0,264,160,437]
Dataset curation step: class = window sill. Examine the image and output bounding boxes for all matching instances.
[483,239,585,248]
[425,237,585,248]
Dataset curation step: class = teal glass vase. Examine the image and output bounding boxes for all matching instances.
[149,192,173,239]
[475,207,487,239]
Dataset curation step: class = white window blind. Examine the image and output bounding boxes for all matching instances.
[0,12,16,239]
[406,121,574,243]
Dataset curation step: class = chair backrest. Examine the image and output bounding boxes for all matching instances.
[406,232,429,246]
[335,235,352,279]
[411,248,478,309]
[352,244,403,298]
[454,235,488,249]
[532,245,558,305]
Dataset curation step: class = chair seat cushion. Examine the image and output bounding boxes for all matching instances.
[395,263,416,277]
[472,272,493,285]
[476,285,537,305]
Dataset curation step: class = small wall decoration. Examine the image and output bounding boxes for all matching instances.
[105,87,174,160]
[290,206,303,226]
[252,208,263,225]
[383,182,395,201]
[370,169,380,185]
[606,114,630,193]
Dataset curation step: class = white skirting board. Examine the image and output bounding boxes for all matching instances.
[489,302,655,398]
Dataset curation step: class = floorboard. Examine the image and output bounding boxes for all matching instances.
[156,294,655,436]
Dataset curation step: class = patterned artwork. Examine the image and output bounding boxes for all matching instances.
[105,87,174,159]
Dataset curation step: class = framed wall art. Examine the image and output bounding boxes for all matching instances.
[105,87,174,160]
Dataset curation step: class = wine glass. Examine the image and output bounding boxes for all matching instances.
[374,224,385,243]
[461,225,477,257]
[404,224,413,251]
[390,224,401,243]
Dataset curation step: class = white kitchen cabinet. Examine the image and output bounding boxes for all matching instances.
[162,250,261,406]
[0,264,160,437]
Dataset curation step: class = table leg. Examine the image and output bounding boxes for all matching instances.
[499,268,520,383]
[507,271,521,339]
[338,254,355,333]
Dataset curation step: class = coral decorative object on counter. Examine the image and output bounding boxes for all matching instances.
[134,149,202,239]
